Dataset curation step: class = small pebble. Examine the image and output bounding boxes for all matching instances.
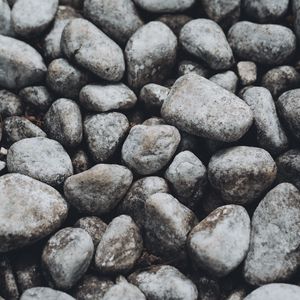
[237,61,257,86]
[209,70,238,93]
[0,90,23,117]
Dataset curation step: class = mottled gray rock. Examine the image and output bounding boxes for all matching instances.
[84,113,129,162]
[95,215,143,274]
[209,71,238,93]
[0,0,13,36]
[228,22,296,65]
[122,124,180,175]
[4,116,46,143]
[133,0,194,13]
[178,60,210,78]
[0,90,23,117]
[165,151,207,208]
[0,173,68,252]
[7,137,73,186]
[244,0,289,22]
[237,61,257,86]
[42,227,94,290]
[80,84,137,112]
[208,146,277,205]
[241,87,288,155]
[244,183,300,285]
[161,73,253,142]
[188,205,250,277]
[12,0,58,37]
[21,288,75,300]
[47,58,90,100]
[293,0,300,40]
[262,66,300,98]
[139,84,169,111]
[125,21,177,89]
[145,193,198,258]
[64,164,132,215]
[118,176,169,227]
[61,19,125,81]
[44,98,82,148]
[157,14,192,36]
[180,19,234,70]
[84,0,143,45]
[71,149,91,174]
[0,35,46,89]
[129,265,198,300]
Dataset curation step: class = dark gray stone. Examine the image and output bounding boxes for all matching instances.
[0,90,23,117]
[139,84,169,111]
[178,60,210,78]
[156,14,192,36]
[71,149,91,174]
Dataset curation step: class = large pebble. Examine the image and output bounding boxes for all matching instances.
[0,90,23,117]
[180,19,234,70]
[122,124,180,175]
[64,164,133,215]
[7,137,73,186]
[61,19,125,81]
[133,0,195,13]
[208,146,277,205]
[42,227,94,290]
[125,21,177,89]
[244,183,300,285]
[0,173,68,252]
[228,22,296,65]
[188,205,250,277]
[0,0,13,36]
[0,35,46,89]
[20,287,75,300]
[161,73,253,142]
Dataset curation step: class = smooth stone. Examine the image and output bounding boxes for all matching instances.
[7,137,73,187]
[0,35,46,89]
[125,21,177,89]
[71,149,91,174]
[0,90,23,117]
[237,61,257,86]
[133,0,195,13]
[180,19,234,70]
[156,14,192,36]
[0,0,13,36]
[178,60,210,78]
[209,70,238,93]
[244,183,300,285]
[64,164,133,215]
[61,19,125,81]
[161,73,253,142]
[0,173,68,252]
[21,287,75,300]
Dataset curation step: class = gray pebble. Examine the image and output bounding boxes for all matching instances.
[228,22,296,65]
[4,116,46,144]
[156,14,192,36]
[0,90,23,117]
[209,70,238,93]
[161,73,253,142]
[95,215,143,274]
[47,58,90,100]
[79,84,137,112]
[84,113,129,162]
[84,0,143,45]
[12,0,58,37]
[139,84,169,111]
[64,164,133,215]
[237,61,257,86]
[178,60,210,78]
[208,146,277,205]
[0,35,46,89]
[42,227,94,290]
[122,124,181,175]
[188,205,250,277]
[71,149,91,174]
[244,183,300,285]
[7,137,73,187]
[129,265,198,300]
[125,21,177,89]
[21,287,75,300]
[44,98,82,148]
[61,19,125,81]
[0,173,68,252]
[0,0,14,36]
[241,87,288,155]
[180,19,234,70]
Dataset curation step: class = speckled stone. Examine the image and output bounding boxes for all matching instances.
[139,84,169,111]
[0,90,23,117]
[21,287,75,300]
[209,71,238,93]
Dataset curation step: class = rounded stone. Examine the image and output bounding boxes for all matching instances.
[20,287,75,300]
[0,90,23,117]
[133,0,195,13]
[209,71,238,93]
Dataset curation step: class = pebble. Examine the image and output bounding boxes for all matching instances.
[161,73,253,142]
[178,60,210,78]
[125,21,177,89]
[188,205,250,277]
[237,61,257,86]
[44,98,83,148]
[122,124,181,175]
[0,0,13,36]
[7,137,73,187]
[157,14,192,36]
[95,215,143,274]
[209,70,238,93]
[0,173,68,252]
[61,19,125,81]
[0,35,47,89]
[12,0,58,37]
[129,265,198,300]
[71,149,91,174]
[79,84,137,112]
[0,90,23,117]
[244,183,300,285]
[20,287,75,300]
[208,146,277,205]
[133,0,195,13]
[84,0,143,45]
[241,87,288,155]
[228,22,296,65]
[64,164,132,215]
[4,116,46,144]
[42,227,94,290]
[84,113,129,162]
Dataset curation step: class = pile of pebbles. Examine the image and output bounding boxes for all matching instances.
[1,0,300,299]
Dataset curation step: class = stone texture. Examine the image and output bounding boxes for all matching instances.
[71,149,91,174]
[156,14,192,36]
[0,90,23,117]
[237,61,257,86]
[178,60,210,78]
[209,71,238,93]
[139,84,169,111]
[133,0,195,13]
[0,0,14,36]
[21,288,75,300]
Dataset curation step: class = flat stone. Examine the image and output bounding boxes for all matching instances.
[0,90,23,117]
[133,0,195,13]
[20,287,75,300]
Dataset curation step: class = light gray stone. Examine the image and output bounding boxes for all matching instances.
[133,0,195,13]
[21,287,75,300]
[237,61,257,86]
[139,84,169,111]
[209,70,238,93]
[0,90,23,117]
[178,60,210,78]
